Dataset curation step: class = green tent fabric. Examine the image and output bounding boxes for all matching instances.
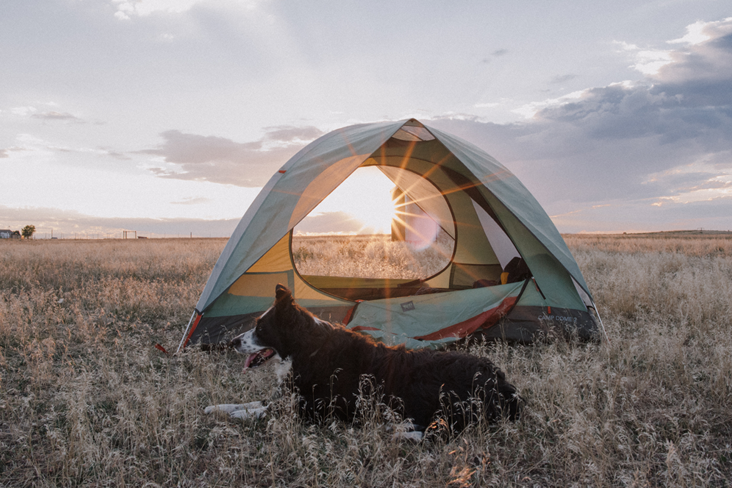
[178,119,601,351]
[347,281,526,349]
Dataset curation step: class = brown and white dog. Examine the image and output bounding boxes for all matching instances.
[206,284,521,440]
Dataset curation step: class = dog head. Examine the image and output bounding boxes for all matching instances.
[230,284,304,370]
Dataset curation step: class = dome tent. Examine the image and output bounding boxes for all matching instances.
[178,119,602,351]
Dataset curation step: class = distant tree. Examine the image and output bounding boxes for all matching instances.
[21,225,36,239]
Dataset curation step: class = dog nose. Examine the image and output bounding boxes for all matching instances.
[230,337,241,349]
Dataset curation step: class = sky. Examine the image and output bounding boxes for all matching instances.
[2,0,732,238]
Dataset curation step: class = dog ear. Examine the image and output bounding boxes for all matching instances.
[275,284,292,303]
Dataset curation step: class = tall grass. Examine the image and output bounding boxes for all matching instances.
[1,236,730,486]
[292,234,453,279]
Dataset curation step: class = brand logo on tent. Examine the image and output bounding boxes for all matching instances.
[401,301,415,312]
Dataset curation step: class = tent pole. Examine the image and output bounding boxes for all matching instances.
[592,302,610,343]
[177,310,197,354]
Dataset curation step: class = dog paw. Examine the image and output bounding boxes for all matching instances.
[230,405,268,420]
[205,402,263,415]
[391,430,423,442]
[388,420,424,442]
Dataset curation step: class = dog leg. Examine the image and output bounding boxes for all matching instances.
[391,430,424,442]
[205,401,264,415]
[389,420,425,443]
[230,404,269,420]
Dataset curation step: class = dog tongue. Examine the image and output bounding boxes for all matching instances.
[243,353,258,371]
[243,349,274,372]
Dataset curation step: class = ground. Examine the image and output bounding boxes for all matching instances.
[1,235,731,486]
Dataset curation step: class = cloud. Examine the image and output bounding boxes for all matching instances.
[111,0,201,20]
[110,0,265,20]
[31,111,83,122]
[428,18,732,232]
[262,125,324,145]
[535,20,732,146]
[139,125,323,187]
[550,74,578,84]
[669,18,728,46]
[0,143,33,159]
[512,89,586,119]
[652,21,732,101]
[10,106,37,117]
[482,49,509,63]
[294,211,363,235]
[615,41,673,76]
[3,133,132,166]
[5,104,87,124]
[105,150,132,161]
[171,196,213,205]
[648,164,732,205]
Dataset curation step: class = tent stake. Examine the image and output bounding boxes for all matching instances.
[177,310,197,354]
[592,302,610,343]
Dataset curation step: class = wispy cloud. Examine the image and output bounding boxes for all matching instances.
[110,0,266,20]
[511,89,587,119]
[550,74,578,84]
[645,160,732,206]
[111,0,201,20]
[6,104,85,123]
[5,133,129,163]
[31,111,83,122]
[482,49,509,64]
[139,125,323,187]
[10,106,38,117]
[171,196,213,205]
[294,211,362,235]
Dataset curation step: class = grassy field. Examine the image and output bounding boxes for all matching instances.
[1,235,731,486]
[292,233,453,279]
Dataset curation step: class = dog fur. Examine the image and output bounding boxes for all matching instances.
[207,284,521,438]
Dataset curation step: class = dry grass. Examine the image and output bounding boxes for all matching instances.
[292,234,453,279]
[1,236,731,486]
[564,233,732,257]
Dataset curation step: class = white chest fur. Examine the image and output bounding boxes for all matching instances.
[274,356,292,384]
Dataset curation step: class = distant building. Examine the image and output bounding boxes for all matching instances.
[0,230,21,239]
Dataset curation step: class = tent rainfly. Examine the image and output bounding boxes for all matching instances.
[178,119,603,351]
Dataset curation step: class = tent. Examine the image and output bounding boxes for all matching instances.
[178,119,603,351]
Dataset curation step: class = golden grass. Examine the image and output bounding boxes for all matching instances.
[564,233,732,257]
[1,236,731,486]
[292,234,453,279]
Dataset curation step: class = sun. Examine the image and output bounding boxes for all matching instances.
[301,167,398,234]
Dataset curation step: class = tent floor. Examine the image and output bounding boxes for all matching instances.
[318,285,457,301]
